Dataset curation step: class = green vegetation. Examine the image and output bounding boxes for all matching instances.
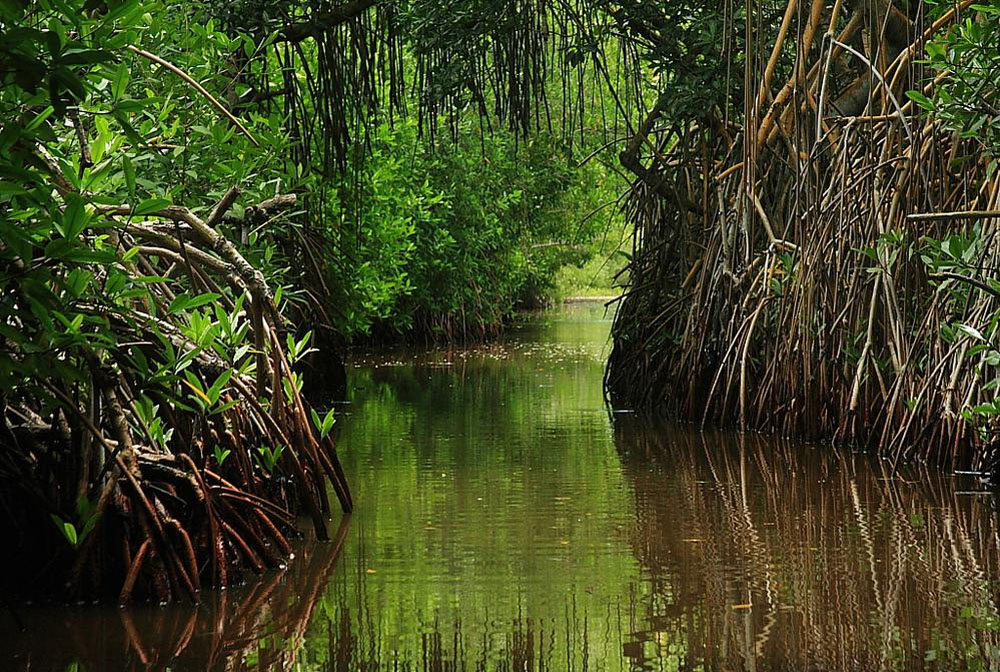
[0,0,627,600]
[7,0,1000,612]
[330,121,621,339]
[908,7,1000,458]
[12,3,1000,672]
[909,5,1000,157]
[0,0,356,601]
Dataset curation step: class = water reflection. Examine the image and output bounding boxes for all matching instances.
[616,418,1000,671]
[3,516,350,671]
[4,302,1000,671]
[315,302,637,670]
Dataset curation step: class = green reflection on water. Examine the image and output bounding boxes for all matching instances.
[308,301,646,670]
[7,301,1000,672]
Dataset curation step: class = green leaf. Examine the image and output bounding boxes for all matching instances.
[958,324,985,342]
[906,90,934,111]
[59,48,113,66]
[112,62,129,101]
[184,292,221,310]
[212,399,238,415]
[63,522,78,546]
[133,197,171,216]
[51,514,79,547]
[214,446,231,465]
[61,194,90,240]
[168,292,192,314]
[24,105,55,132]
[122,155,135,200]
[311,407,337,438]
[207,369,233,404]
[113,111,144,146]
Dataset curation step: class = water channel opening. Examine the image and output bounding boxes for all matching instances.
[4,301,999,671]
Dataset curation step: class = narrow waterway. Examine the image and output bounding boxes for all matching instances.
[5,301,1000,670]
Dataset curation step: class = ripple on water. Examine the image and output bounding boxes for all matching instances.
[5,302,1000,671]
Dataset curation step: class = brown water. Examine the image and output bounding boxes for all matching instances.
[4,301,1000,671]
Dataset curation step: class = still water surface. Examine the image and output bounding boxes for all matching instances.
[5,301,1000,670]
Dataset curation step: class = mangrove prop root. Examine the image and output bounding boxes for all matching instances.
[608,0,998,471]
[1,187,351,602]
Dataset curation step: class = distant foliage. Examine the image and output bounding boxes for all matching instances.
[326,121,603,340]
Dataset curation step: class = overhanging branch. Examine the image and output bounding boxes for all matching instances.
[278,0,381,43]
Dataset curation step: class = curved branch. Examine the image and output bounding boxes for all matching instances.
[127,45,260,147]
[278,0,381,43]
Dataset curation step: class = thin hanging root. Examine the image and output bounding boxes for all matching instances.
[165,518,201,595]
[216,496,282,568]
[180,454,228,588]
[251,506,293,557]
[209,481,296,527]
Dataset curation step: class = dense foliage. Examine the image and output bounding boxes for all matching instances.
[0,0,628,599]
[7,0,1000,614]
[331,122,611,339]
[0,0,366,601]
